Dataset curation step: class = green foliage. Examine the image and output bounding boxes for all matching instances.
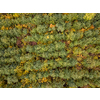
[0,13,100,88]
[37,25,48,34]
[72,22,82,30]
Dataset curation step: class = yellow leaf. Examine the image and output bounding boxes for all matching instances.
[23,70,29,75]
[55,58,62,61]
[23,24,27,28]
[21,39,26,45]
[17,71,23,77]
[15,24,22,29]
[48,13,53,16]
[50,31,53,34]
[47,36,49,39]
[80,28,85,32]
[73,47,78,50]
[50,24,55,28]
[1,26,5,30]
[9,46,12,48]
[42,13,47,16]
[89,25,94,29]
[29,85,33,88]
[63,13,69,15]
[67,54,71,58]
[44,60,48,63]
[93,56,98,60]
[71,28,76,32]
[37,41,41,44]
[13,13,19,17]
[6,27,8,30]
[5,15,11,19]
[48,41,52,44]
[65,21,69,23]
[77,63,81,66]
[45,32,48,34]
[83,13,96,20]
[67,41,71,44]
[77,57,82,61]
[20,61,26,64]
